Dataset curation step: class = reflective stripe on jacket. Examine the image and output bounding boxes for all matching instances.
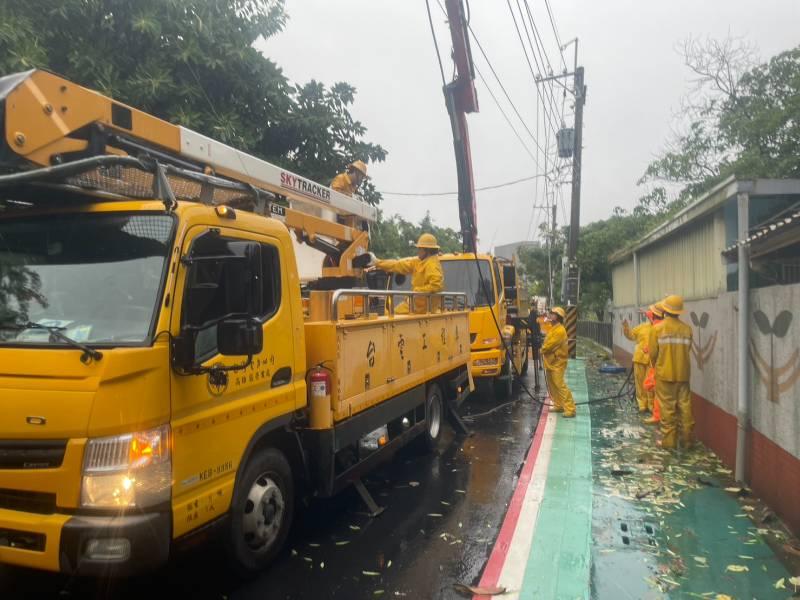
[541,322,569,371]
[648,316,692,382]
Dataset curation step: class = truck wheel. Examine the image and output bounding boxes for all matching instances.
[424,383,444,451]
[225,448,294,576]
[494,356,513,399]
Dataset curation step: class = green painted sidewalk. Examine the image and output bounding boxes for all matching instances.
[520,359,593,599]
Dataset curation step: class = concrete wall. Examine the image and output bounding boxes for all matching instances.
[610,282,800,534]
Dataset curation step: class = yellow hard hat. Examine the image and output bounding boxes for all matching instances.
[649,303,665,318]
[416,232,440,249]
[348,160,368,177]
[661,294,686,315]
[550,306,566,319]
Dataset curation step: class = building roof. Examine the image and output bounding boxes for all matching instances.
[609,177,800,264]
[723,207,800,261]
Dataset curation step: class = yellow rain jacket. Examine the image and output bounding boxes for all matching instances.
[376,255,444,293]
[648,316,692,382]
[541,322,569,371]
[331,172,357,196]
[623,321,652,365]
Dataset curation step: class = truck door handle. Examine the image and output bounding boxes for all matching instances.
[271,367,292,388]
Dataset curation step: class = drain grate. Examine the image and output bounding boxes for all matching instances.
[616,519,658,549]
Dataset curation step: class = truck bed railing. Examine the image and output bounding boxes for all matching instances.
[330,290,467,320]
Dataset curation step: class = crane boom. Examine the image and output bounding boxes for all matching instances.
[0,70,374,280]
[443,0,479,253]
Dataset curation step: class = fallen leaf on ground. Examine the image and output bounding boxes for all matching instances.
[427,513,443,517]
[362,570,381,576]
[409,481,420,487]
[308,542,321,547]
[350,525,361,531]
[693,556,707,565]
[737,555,754,560]
[774,577,785,590]
[452,583,506,596]
[725,564,749,573]
[789,576,800,587]
[336,540,350,546]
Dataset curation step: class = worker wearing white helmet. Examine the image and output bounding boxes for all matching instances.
[331,160,368,197]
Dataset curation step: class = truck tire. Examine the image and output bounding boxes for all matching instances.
[423,383,444,452]
[494,356,513,399]
[225,448,294,576]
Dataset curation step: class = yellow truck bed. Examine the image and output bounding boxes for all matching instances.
[305,311,470,424]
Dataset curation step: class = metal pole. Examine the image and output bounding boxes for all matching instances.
[735,191,750,483]
[566,66,585,277]
[633,251,641,319]
[563,67,585,311]
[548,202,556,306]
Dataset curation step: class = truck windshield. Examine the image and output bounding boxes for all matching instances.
[441,260,495,307]
[0,213,174,346]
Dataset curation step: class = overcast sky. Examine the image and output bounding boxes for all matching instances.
[261,0,799,252]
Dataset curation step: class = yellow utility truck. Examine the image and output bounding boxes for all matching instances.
[0,70,471,576]
[389,252,527,398]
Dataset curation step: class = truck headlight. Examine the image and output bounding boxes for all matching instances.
[482,337,498,345]
[81,425,171,509]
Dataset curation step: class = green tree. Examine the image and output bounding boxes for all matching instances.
[0,0,387,203]
[370,211,461,258]
[640,38,799,199]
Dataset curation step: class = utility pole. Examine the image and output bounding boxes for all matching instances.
[549,202,556,306]
[564,66,585,307]
[539,38,585,356]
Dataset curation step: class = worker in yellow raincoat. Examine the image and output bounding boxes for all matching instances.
[330,160,368,196]
[541,307,576,418]
[643,303,665,425]
[369,233,444,313]
[622,305,659,413]
[648,294,694,449]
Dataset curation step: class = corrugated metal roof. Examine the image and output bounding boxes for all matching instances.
[609,177,800,264]
[723,209,800,259]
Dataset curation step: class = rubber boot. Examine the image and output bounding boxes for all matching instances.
[644,397,660,425]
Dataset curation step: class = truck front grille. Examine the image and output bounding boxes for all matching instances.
[0,440,67,469]
[0,527,46,552]
[0,489,57,514]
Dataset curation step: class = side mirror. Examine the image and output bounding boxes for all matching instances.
[217,318,263,356]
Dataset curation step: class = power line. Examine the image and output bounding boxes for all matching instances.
[543,0,567,70]
[466,25,549,159]
[473,67,540,164]
[504,0,560,135]
[425,0,447,88]
[518,0,562,126]
[432,0,546,163]
[380,171,551,197]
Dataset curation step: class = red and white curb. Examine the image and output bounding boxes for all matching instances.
[474,404,558,599]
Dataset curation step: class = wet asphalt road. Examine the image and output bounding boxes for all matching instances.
[0,371,544,600]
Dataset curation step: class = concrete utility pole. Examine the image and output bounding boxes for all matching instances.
[549,202,556,306]
[564,66,585,307]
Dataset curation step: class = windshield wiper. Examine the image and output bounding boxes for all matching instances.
[0,321,103,363]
